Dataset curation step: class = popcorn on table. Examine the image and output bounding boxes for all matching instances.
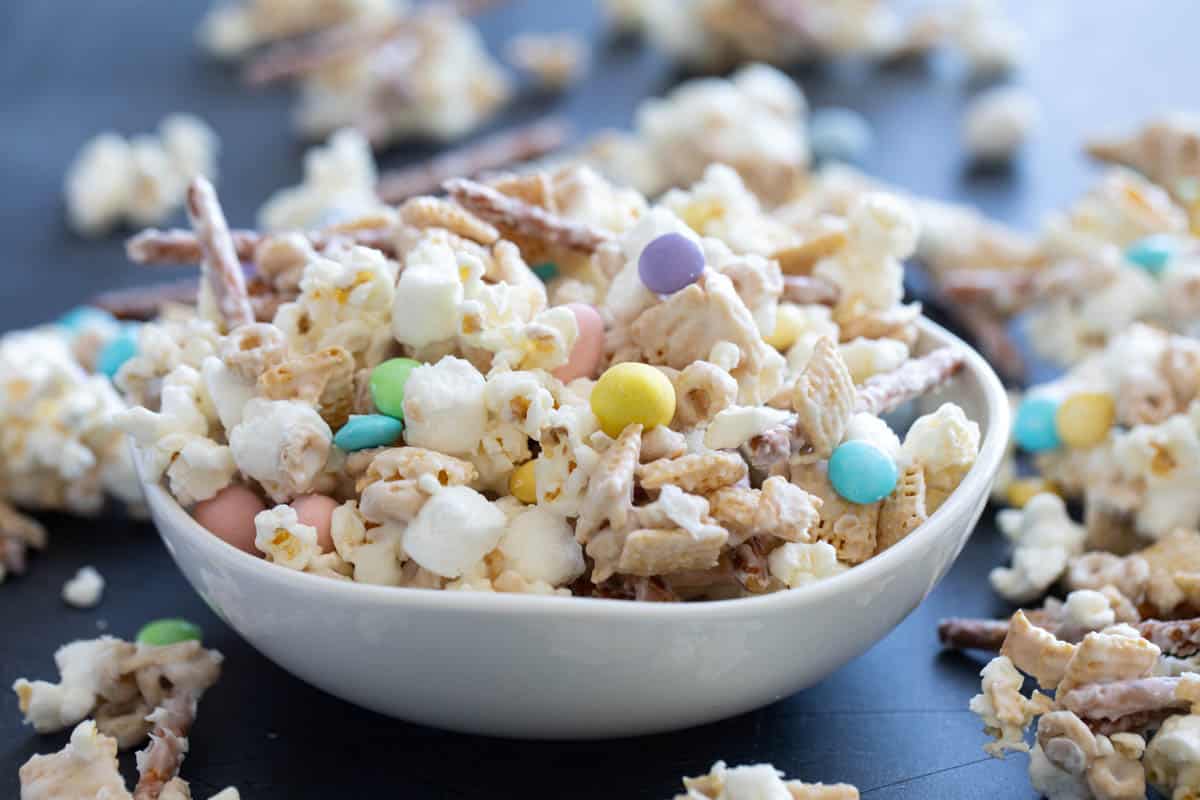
[505,32,590,91]
[963,86,1038,162]
[65,114,218,236]
[674,761,858,799]
[62,566,105,609]
[124,161,978,602]
[199,0,402,58]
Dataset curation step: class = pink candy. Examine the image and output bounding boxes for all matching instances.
[290,494,339,553]
[193,485,266,554]
[552,303,605,383]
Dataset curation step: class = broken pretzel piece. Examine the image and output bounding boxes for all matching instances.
[444,177,615,253]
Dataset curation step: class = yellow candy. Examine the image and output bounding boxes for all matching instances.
[764,303,803,351]
[590,362,676,437]
[1005,478,1059,509]
[510,460,538,504]
[1055,392,1116,449]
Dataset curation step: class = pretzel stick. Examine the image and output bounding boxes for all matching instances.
[940,269,1035,311]
[132,693,197,800]
[444,177,615,253]
[854,347,966,416]
[1058,677,1188,722]
[186,178,255,330]
[127,227,397,265]
[376,117,570,203]
[937,617,1011,650]
[1089,708,1179,736]
[939,299,1024,383]
[244,18,412,85]
[781,275,841,306]
[91,279,204,321]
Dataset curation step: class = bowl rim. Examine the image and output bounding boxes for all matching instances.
[144,315,1010,622]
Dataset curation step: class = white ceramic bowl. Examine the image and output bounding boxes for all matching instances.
[143,317,1009,739]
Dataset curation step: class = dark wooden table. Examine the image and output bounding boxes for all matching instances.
[2,2,1196,797]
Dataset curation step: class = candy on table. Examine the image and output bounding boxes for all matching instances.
[121,156,979,601]
[137,618,203,646]
[64,114,218,236]
[13,633,227,799]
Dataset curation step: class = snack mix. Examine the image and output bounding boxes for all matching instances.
[12,624,236,799]
[114,139,980,601]
[673,761,858,799]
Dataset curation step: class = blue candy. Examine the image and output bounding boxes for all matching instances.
[828,440,898,505]
[1125,235,1176,276]
[95,328,139,379]
[1014,395,1061,452]
[58,306,115,334]
[531,262,559,282]
[334,414,405,452]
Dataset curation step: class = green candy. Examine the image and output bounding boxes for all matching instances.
[369,357,421,419]
[136,618,202,647]
[531,262,559,282]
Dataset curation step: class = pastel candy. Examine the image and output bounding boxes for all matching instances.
[1055,392,1115,449]
[291,494,339,552]
[509,460,538,504]
[137,618,202,646]
[829,440,898,504]
[192,484,266,554]
[552,303,605,382]
[1125,234,1176,275]
[95,327,139,378]
[638,232,705,294]
[590,362,676,438]
[531,262,559,282]
[1014,395,1061,452]
[369,357,421,419]
[335,414,405,452]
[58,306,115,334]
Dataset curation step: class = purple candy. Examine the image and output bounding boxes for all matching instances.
[638,233,705,294]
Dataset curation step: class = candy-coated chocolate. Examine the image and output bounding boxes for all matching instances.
[95,328,138,378]
[590,362,676,438]
[137,618,202,646]
[369,357,421,419]
[551,303,605,382]
[1005,478,1059,509]
[531,262,559,282]
[638,233,705,294]
[1125,234,1176,275]
[828,440,898,504]
[334,414,405,452]
[192,485,266,554]
[509,460,538,504]
[1014,395,1061,452]
[1055,392,1115,449]
[58,306,114,333]
[764,304,803,350]
[290,494,339,552]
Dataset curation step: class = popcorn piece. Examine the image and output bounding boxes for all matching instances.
[198,0,398,58]
[229,398,333,502]
[402,356,487,457]
[768,541,845,589]
[254,504,320,570]
[18,720,131,800]
[963,86,1038,162]
[505,32,590,91]
[498,507,585,586]
[1145,713,1200,798]
[675,760,859,800]
[13,637,127,733]
[814,192,917,316]
[1111,413,1200,539]
[62,566,105,609]
[838,336,910,384]
[970,655,1055,757]
[403,485,507,578]
[65,114,218,236]
[990,494,1087,604]
[900,403,981,511]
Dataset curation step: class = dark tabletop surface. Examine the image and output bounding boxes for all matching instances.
[2,1,1198,798]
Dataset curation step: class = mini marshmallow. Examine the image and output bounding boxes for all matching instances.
[1061,589,1116,633]
[402,356,487,456]
[497,507,585,586]
[392,238,466,349]
[254,504,320,570]
[403,486,507,578]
